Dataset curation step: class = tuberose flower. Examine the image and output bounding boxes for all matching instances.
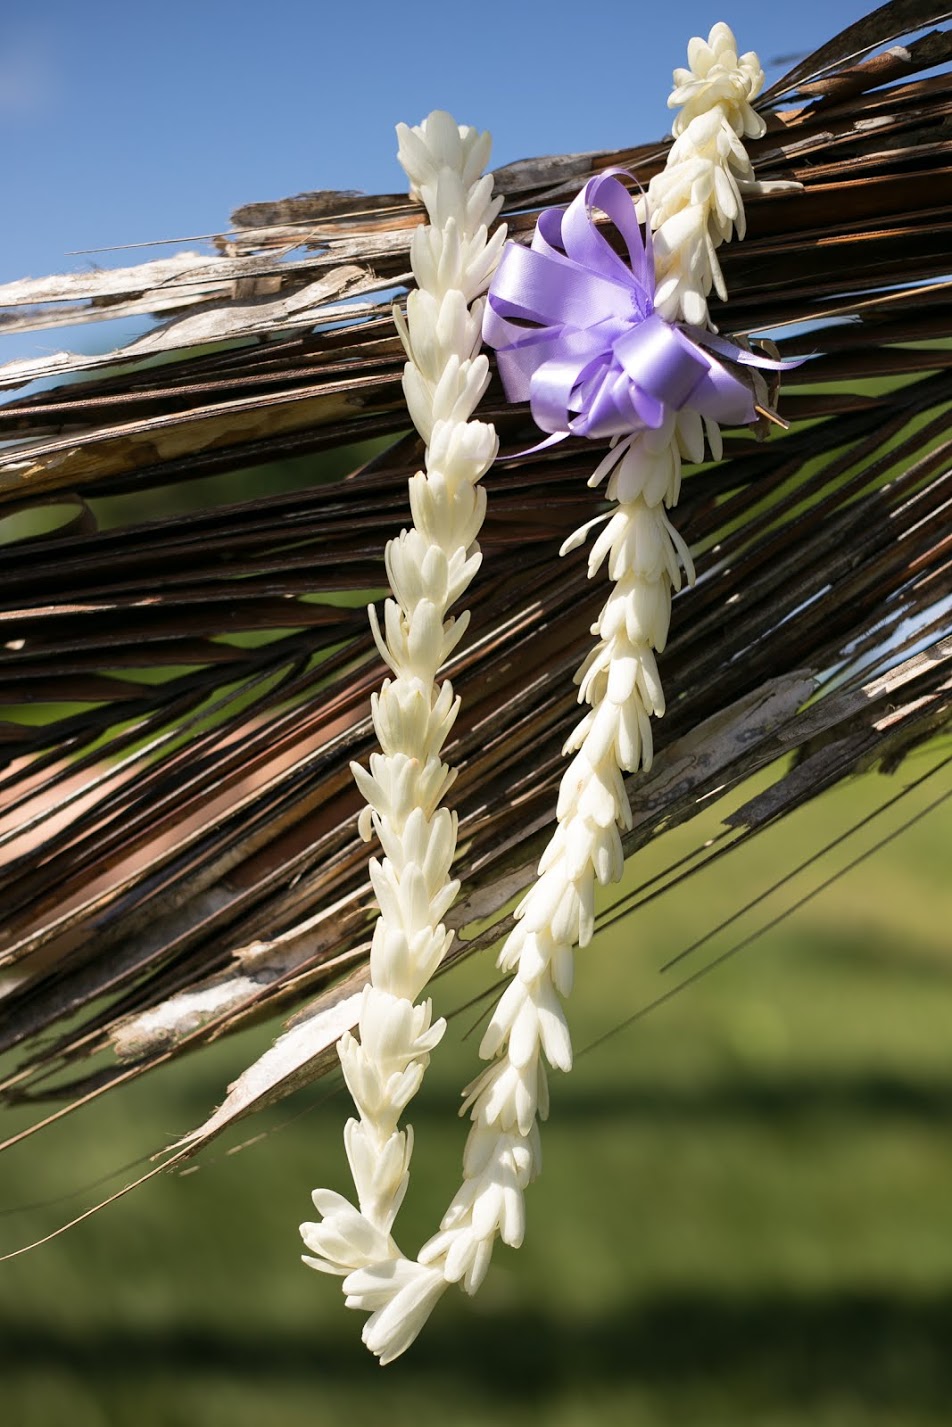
[670,22,765,138]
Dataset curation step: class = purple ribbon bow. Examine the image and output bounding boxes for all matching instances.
[482,172,784,443]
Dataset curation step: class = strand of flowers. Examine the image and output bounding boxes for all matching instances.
[304,24,796,1366]
[299,111,505,1346]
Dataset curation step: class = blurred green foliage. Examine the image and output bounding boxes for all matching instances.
[1,746,950,1426]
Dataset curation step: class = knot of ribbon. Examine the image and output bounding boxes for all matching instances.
[482,172,785,444]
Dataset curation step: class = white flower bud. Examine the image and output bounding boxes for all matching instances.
[347,1261,448,1365]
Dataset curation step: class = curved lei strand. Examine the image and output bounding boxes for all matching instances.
[299,111,505,1361]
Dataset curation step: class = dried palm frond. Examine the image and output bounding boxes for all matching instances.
[0,0,950,1167]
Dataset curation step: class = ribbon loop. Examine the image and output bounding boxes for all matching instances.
[483,173,786,445]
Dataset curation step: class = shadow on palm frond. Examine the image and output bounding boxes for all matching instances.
[0,0,949,1168]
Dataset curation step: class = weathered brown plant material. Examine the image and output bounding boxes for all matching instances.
[0,0,949,1164]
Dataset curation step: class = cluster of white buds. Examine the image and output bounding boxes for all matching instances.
[300,111,505,1360]
[641,21,798,327]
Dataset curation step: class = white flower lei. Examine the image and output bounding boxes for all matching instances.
[299,110,505,1359]
[301,24,797,1363]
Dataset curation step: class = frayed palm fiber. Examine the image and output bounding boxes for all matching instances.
[0,0,949,1161]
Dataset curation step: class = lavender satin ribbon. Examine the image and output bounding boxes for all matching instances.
[483,172,785,443]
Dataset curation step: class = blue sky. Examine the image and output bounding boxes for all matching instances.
[2,0,873,349]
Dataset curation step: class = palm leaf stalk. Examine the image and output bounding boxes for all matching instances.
[0,0,949,1220]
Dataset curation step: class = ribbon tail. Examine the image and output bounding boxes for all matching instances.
[688,325,805,373]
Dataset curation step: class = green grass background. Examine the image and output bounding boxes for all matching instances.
[1,745,951,1427]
